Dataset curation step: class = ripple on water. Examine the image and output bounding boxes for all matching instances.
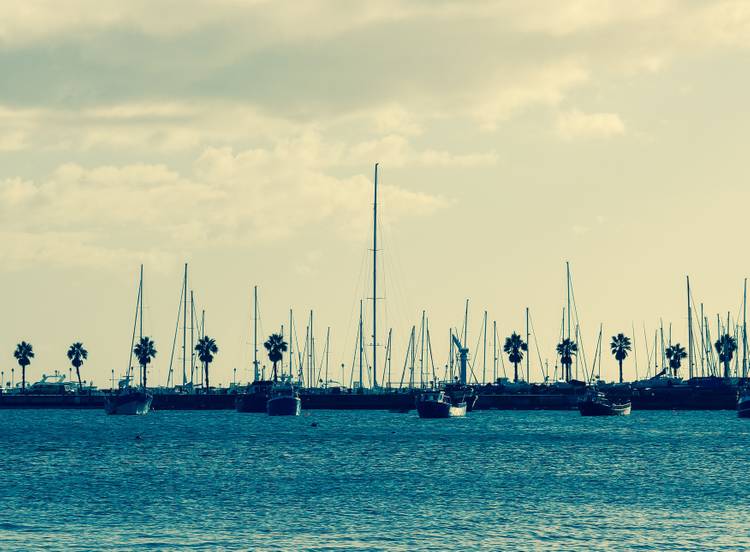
[0,410,749,550]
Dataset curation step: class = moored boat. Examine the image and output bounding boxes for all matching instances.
[578,387,631,416]
[105,383,152,415]
[267,376,301,416]
[737,388,750,418]
[416,390,467,418]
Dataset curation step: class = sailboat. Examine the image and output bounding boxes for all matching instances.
[578,387,631,416]
[104,265,153,415]
[416,389,467,418]
[236,286,273,413]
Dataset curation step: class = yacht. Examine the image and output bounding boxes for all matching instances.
[267,376,301,416]
[578,387,631,416]
[416,390,467,418]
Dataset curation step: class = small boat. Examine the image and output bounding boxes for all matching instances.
[578,387,631,416]
[737,388,750,418]
[105,380,153,415]
[267,376,301,416]
[416,390,467,418]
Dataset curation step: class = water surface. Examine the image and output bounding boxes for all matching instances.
[1,409,748,550]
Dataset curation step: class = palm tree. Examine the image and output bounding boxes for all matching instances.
[715,334,738,379]
[665,343,687,377]
[610,333,632,384]
[13,341,34,392]
[503,332,527,382]
[556,338,578,382]
[195,336,219,390]
[133,337,157,388]
[264,333,288,382]
[67,342,88,392]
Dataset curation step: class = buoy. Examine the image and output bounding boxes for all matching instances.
[311,422,319,427]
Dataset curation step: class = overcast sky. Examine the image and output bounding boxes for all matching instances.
[2,0,750,387]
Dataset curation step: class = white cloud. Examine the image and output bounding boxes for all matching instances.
[0,141,449,270]
[555,110,625,140]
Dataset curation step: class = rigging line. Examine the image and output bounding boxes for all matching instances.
[467,318,483,384]
[349,320,361,388]
[166,278,184,388]
[398,327,414,389]
[528,312,545,382]
[496,323,507,379]
[427,324,437,385]
[568,275,591,378]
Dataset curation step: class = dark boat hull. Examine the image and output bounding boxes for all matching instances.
[416,400,466,418]
[235,393,269,413]
[737,397,750,418]
[579,400,631,416]
[267,396,301,416]
[300,391,416,410]
[104,391,153,415]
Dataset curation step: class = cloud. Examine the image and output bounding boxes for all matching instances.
[0,141,449,270]
[555,110,625,140]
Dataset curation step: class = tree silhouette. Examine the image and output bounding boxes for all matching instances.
[665,343,687,377]
[503,332,527,382]
[556,338,578,382]
[715,334,738,379]
[610,333,632,384]
[67,342,88,391]
[13,341,34,392]
[264,333,288,382]
[133,337,157,388]
[195,336,219,390]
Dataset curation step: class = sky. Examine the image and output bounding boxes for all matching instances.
[2,0,750,388]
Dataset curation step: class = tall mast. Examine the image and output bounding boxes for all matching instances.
[359,300,364,389]
[482,311,487,384]
[744,279,748,378]
[324,327,330,386]
[139,264,143,342]
[687,276,693,379]
[190,290,195,385]
[139,264,143,387]
[182,263,187,387]
[419,310,426,388]
[372,163,379,389]
[309,310,314,387]
[525,307,530,382]
[201,309,205,385]
[289,309,294,382]
[566,261,571,341]
[492,321,497,383]
[253,286,259,382]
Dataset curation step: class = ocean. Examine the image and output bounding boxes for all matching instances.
[0,409,748,551]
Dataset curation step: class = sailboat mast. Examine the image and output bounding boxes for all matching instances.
[190,290,195,385]
[744,279,748,378]
[139,264,143,387]
[687,276,693,379]
[359,300,364,389]
[289,309,294,382]
[253,286,259,382]
[525,307,530,382]
[482,311,487,385]
[372,163,378,389]
[566,261,571,341]
[182,263,188,387]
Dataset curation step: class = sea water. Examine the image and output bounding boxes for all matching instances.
[1,409,748,551]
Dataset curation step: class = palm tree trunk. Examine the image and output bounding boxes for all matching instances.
[513,362,518,382]
[142,363,147,388]
[273,361,278,382]
[205,361,210,389]
[21,366,26,392]
[725,360,731,379]
[76,367,82,392]
[619,359,623,384]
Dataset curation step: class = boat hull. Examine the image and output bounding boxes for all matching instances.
[267,396,301,416]
[579,400,631,416]
[416,400,467,418]
[737,396,750,418]
[104,392,153,415]
[236,393,269,413]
